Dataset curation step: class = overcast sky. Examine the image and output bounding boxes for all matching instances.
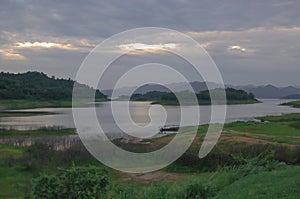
[0,0,300,88]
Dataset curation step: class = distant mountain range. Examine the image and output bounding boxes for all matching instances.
[102,82,300,99]
[230,84,300,99]
[103,81,220,98]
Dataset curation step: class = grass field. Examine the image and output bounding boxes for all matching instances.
[213,165,300,199]
[222,114,300,145]
[0,145,30,198]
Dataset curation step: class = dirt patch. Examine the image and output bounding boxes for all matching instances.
[115,170,187,185]
[221,135,276,145]
[221,130,300,147]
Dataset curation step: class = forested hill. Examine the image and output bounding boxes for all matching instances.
[0,71,107,100]
[130,88,259,105]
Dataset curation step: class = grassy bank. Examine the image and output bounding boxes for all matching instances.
[0,98,109,110]
[281,100,300,108]
[0,99,72,110]
[0,128,76,137]
[151,99,260,106]
[0,110,55,117]
[222,113,300,145]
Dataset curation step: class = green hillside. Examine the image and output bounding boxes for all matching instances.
[0,71,107,100]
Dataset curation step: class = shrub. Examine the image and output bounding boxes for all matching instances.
[32,166,109,199]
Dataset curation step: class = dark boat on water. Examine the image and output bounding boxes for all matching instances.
[159,125,180,133]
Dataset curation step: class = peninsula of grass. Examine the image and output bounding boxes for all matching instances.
[0,128,76,137]
[0,98,109,110]
[0,110,55,117]
[281,100,300,108]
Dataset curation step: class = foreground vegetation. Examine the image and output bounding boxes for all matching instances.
[0,143,299,198]
[0,113,300,198]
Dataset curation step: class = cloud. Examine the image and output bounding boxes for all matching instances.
[15,42,75,50]
[117,43,177,54]
[228,45,247,53]
[0,0,300,86]
[0,49,25,60]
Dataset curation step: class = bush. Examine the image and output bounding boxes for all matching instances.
[32,166,109,199]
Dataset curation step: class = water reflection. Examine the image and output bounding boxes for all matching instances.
[0,99,299,132]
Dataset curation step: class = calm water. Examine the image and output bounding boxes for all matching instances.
[1,99,300,133]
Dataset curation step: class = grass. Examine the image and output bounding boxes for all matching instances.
[0,144,105,198]
[0,98,109,110]
[281,100,300,108]
[0,165,32,198]
[0,99,73,110]
[0,128,76,137]
[214,166,300,199]
[0,141,300,198]
[225,121,300,136]
[0,144,25,158]
[223,113,300,145]
[258,113,300,122]
[0,110,54,117]
[0,145,30,198]
[150,99,260,106]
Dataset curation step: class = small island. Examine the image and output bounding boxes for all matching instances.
[125,88,260,105]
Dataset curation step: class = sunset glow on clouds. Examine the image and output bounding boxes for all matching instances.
[228,45,247,53]
[15,42,74,50]
[0,49,25,60]
[117,43,177,53]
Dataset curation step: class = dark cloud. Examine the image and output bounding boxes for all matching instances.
[1,0,300,37]
[0,0,300,87]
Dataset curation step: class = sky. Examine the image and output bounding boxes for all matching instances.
[0,0,300,89]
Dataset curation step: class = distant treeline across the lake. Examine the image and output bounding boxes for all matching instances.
[129,88,259,105]
[0,71,107,100]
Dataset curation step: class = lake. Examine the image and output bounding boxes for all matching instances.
[1,99,300,134]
